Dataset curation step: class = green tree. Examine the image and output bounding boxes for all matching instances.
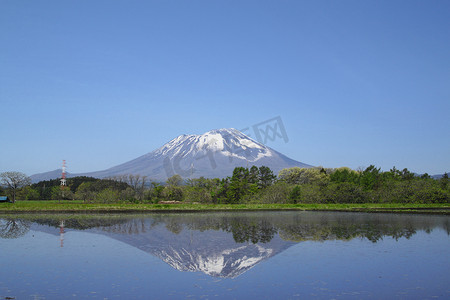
[411,183,449,203]
[162,175,185,201]
[96,188,119,203]
[17,186,40,200]
[145,182,165,203]
[440,173,448,190]
[278,167,302,184]
[184,185,212,203]
[258,166,276,189]
[163,186,184,201]
[258,182,291,204]
[278,167,328,185]
[248,166,259,184]
[226,167,250,203]
[167,174,183,187]
[330,167,359,184]
[323,182,367,203]
[50,186,74,201]
[0,171,31,202]
[387,166,402,180]
[75,182,95,202]
[66,176,99,193]
[120,187,137,202]
[359,165,382,190]
[184,177,219,203]
[420,173,431,179]
[288,185,302,203]
[400,168,415,180]
[212,178,230,203]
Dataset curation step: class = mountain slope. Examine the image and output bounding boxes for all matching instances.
[30,169,70,182]
[31,128,312,182]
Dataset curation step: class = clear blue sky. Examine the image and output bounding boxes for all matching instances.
[1,0,449,176]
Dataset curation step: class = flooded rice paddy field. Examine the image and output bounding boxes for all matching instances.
[1,211,449,299]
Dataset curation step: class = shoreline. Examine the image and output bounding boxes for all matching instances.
[1,202,449,215]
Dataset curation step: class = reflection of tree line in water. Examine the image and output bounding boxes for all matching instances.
[0,215,132,239]
[1,213,449,243]
[0,219,31,239]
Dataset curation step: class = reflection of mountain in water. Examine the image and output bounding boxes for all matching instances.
[158,243,273,277]
[2,212,450,278]
[89,216,293,278]
[120,226,289,278]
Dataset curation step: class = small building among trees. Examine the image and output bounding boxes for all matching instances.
[0,196,12,203]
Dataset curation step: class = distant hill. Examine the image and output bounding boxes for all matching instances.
[30,169,73,183]
[31,128,312,183]
[431,173,448,179]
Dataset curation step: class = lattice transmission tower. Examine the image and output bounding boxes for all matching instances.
[60,160,67,201]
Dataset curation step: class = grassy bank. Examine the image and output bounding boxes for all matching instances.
[0,201,449,214]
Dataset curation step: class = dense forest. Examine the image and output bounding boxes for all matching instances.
[3,166,449,204]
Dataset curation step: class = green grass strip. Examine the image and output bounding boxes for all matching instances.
[0,201,449,214]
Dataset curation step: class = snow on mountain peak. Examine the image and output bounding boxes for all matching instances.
[154,128,271,161]
[196,132,225,151]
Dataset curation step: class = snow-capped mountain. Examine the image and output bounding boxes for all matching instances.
[31,128,312,182]
[155,128,273,162]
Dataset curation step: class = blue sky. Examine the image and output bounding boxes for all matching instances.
[1,0,449,176]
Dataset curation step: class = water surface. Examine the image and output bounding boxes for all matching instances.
[1,211,449,299]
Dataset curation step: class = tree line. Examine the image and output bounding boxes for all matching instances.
[1,166,449,204]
